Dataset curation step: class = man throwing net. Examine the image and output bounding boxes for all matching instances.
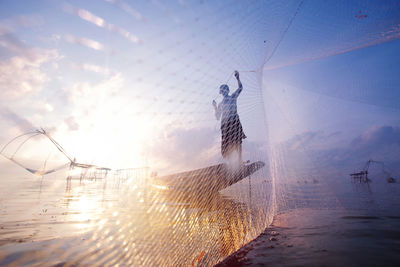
[213,71,246,166]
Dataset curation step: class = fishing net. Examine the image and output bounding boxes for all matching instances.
[0,0,399,266]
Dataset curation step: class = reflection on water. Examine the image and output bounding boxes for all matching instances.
[1,159,399,266]
[219,207,400,266]
[3,157,397,266]
[0,161,273,266]
[217,174,400,266]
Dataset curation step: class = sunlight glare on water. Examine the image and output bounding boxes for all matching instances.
[0,160,273,266]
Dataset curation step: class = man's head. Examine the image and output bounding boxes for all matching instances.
[219,84,229,96]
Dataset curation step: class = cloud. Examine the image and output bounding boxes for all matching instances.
[285,131,322,150]
[0,107,34,132]
[282,126,400,176]
[105,0,144,21]
[0,29,60,145]
[283,130,341,151]
[144,125,220,173]
[143,124,269,174]
[0,30,58,63]
[64,3,142,44]
[0,31,60,99]
[64,34,104,51]
[242,140,269,163]
[64,116,80,131]
[65,72,123,106]
[345,126,400,171]
[71,62,114,75]
[0,14,44,34]
[75,8,105,27]
[0,55,50,98]
[351,126,400,150]
[13,14,45,28]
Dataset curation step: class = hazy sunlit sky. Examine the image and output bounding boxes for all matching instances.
[0,0,399,174]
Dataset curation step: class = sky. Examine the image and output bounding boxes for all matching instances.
[0,0,399,176]
[262,0,400,176]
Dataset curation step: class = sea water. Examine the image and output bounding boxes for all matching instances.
[0,158,273,266]
[1,157,399,266]
[218,175,400,266]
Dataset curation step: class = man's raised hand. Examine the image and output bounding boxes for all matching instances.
[234,70,239,79]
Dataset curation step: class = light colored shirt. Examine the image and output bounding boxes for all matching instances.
[215,88,242,123]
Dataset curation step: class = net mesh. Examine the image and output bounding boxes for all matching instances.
[0,0,399,266]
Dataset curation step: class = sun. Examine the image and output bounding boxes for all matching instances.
[56,109,156,169]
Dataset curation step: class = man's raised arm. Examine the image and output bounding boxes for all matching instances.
[232,70,242,97]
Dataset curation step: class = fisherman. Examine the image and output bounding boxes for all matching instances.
[212,70,246,165]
